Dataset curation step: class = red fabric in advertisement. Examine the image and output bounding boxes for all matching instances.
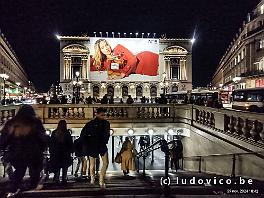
[255,79,264,87]
[90,44,159,77]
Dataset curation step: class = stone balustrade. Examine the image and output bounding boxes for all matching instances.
[0,104,264,144]
[0,105,20,126]
[192,105,264,144]
[41,104,175,124]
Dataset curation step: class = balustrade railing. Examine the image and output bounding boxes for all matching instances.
[193,105,264,144]
[44,104,174,122]
[0,105,20,127]
[1,104,264,145]
[224,114,264,142]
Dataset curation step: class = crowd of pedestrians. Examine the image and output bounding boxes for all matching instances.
[0,106,111,197]
[41,94,171,105]
[0,104,185,197]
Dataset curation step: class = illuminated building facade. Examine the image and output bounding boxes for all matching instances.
[0,29,32,100]
[212,0,264,91]
[58,35,193,99]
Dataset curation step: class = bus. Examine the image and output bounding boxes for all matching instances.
[166,91,188,103]
[232,88,264,112]
[191,89,219,102]
[166,89,220,105]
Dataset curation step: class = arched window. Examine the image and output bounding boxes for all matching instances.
[107,85,114,97]
[172,84,178,93]
[93,85,100,97]
[136,86,143,97]
[122,85,128,97]
[150,86,157,97]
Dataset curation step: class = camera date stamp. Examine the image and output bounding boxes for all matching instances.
[226,189,259,194]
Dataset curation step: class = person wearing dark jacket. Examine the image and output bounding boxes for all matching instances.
[80,107,110,188]
[101,94,108,104]
[73,137,87,178]
[60,96,68,104]
[0,105,48,197]
[126,95,134,104]
[109,96,114,104]
[49,120,73,184]
[169,139,183,172]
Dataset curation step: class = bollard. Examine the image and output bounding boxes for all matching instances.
[137,157,140,173]
[198,156,202,173]
[143,154,146,177]
[231,154,236,178]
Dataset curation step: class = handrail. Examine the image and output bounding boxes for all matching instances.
[136,139,177,178]
[182,151,264,178]
[183,151,264,159]
[136,139,162,158]
[136,139,176,158]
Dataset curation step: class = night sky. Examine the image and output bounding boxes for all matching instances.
[0,0,260,92]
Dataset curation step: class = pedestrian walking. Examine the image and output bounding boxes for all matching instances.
[49,120,73,184]
[0,105,48,197]
[80,107,110,188]
[120,137,137,176]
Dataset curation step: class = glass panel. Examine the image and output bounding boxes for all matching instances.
[247,93,263,102]
[233,92,246,101]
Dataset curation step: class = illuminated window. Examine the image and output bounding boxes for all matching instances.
[260,39,264,49]
[258,58,264,71]
[241,49,245,59]
[261,4,264,15]
[238,54,241,63]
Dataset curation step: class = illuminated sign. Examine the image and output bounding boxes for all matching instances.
[88,38,159,81]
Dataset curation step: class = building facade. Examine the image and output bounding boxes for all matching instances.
[212,0,264,91]
[58,35,193,99]
[0,29,32,100]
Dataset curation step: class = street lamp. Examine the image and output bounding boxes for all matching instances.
[127,128,135,136]
[73,71,82,103]
[0,73,9,105]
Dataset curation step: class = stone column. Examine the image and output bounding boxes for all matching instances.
[129,83,136,98]
[164,57,170,80]
[87,55,90,81]
[82,56,88,79]
[143,83,150,98]
[64,56,67,79]
[180,57,187,80]
[166,59,170,79]
[114,83,121,98]
[68,56,72,80]
[64,56,71,80]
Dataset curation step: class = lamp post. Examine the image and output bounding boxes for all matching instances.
[162,72,167,95]
[0,74,9,105]
[73,71,82,104]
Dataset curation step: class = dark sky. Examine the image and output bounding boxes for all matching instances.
[0,0,260,92]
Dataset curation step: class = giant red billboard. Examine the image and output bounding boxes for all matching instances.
[88,38,159,81]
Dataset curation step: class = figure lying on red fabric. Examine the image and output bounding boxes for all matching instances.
[90,39,159,80]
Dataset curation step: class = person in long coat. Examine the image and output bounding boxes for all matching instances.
[169,139,183,171]
[120,137,137,176]
[0,105,48,197]
[49,120,73,184]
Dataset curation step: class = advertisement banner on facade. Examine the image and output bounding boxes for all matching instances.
[88,37,159,81]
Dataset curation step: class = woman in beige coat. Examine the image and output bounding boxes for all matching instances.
[120,137,137,176]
